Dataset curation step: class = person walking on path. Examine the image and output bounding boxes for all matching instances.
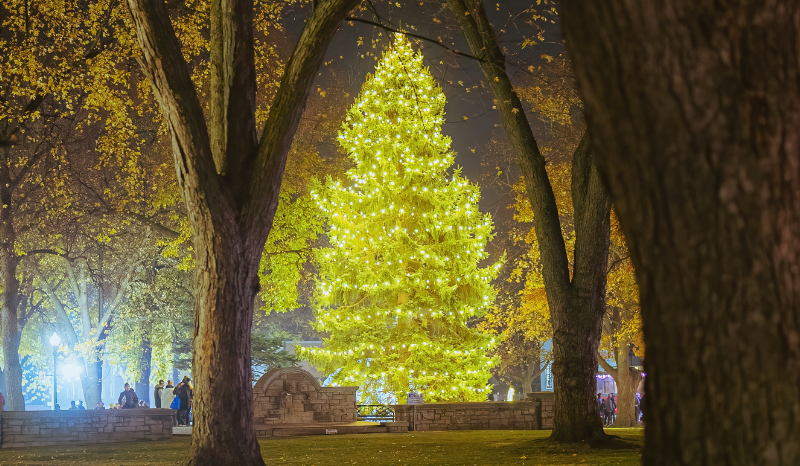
[118,383,139,409]
[153,380,164,408]
[173,377,193,426]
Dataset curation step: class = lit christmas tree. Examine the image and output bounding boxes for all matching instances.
[304,35,501,403]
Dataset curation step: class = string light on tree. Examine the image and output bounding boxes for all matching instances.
[306,34,502,403]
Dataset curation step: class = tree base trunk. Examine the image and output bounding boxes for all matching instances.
[1,330,24,410]
[549,307,608,443]
[185,240,265,466]
[81,360,103,410]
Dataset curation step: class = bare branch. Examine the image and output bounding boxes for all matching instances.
[345,17,483,62]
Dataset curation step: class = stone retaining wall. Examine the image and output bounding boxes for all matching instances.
[0,409,174,448]
[393,393,554,432]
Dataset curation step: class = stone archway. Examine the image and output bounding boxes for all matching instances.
[254,367,322,395]
[252,367,358,434]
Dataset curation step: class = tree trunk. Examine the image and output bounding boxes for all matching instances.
[550,295,606,442]
[0,150,23,411]
[561,0,800,463]
[520,365,534,399]
[80,358,102,410]
[0,297,23,411]
[136,338,152,405]
[611,339,640,427]
[446,0,610,443]
[125,0,359,462]
[186,234,263,464]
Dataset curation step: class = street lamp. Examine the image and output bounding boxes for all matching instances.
[49,332,60,410]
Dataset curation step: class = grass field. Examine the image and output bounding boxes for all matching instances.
[0,428,643,465]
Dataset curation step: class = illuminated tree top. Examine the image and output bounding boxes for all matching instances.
[306,35,501,402]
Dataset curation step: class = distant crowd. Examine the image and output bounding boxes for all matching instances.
[114,376,194,426]
[0,376,194,427]
[597,392,644,425]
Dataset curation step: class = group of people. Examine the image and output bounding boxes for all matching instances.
[117,377,192,425]
[68,400,86,410]
[597,392,645,425]
[152,377,193,426]
[597,393,617,425]
[0,378,192,423]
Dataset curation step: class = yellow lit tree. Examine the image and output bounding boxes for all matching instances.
[304,35,501,403]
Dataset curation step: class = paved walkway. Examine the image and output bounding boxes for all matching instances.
[173,426,192,436]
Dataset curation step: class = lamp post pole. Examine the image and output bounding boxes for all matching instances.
[49,332,60,410]
[52,346,58,409]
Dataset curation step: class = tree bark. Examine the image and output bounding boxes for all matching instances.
[613,341,641,427]
[0,146,24,411]
[125,0,360,463]
[446,0,610,442]
[80,359,103,410]
[520,364,535,399]
[561,0,800,463]
[136,338,152,405]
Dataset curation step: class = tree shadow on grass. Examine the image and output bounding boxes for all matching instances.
[524,433,640,454]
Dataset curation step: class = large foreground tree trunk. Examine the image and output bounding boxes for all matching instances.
[446,0,610,442]
[562,0,800,463]
[189,237,262,462]
[126,0,360,463]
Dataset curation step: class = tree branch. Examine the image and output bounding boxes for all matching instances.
[446,0,571,295]
[126,0,231,229]
[570,128,611,292]
[30,263,80,346]
[345,17,482,62]
[245,0,361,239]
[606,254,630,276]
[123,211,181,240]
[597,351,617,379]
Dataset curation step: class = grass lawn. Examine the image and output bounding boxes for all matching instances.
[0,428,643,465]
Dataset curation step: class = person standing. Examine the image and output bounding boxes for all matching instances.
[118,383,139,409]
[603,395,614,425]
[153,380,165,408]
[173,377,193,426]
[78,400,86,410]
[0,390,5,412]
[162,380,176,425]
[611,394,617,423]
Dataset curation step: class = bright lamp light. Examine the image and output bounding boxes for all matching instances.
[49,332,60,347]
[60,361,83,381]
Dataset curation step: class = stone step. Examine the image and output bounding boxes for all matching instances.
[267,423,396,437]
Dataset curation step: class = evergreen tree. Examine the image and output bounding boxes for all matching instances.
[305,35,501,403]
